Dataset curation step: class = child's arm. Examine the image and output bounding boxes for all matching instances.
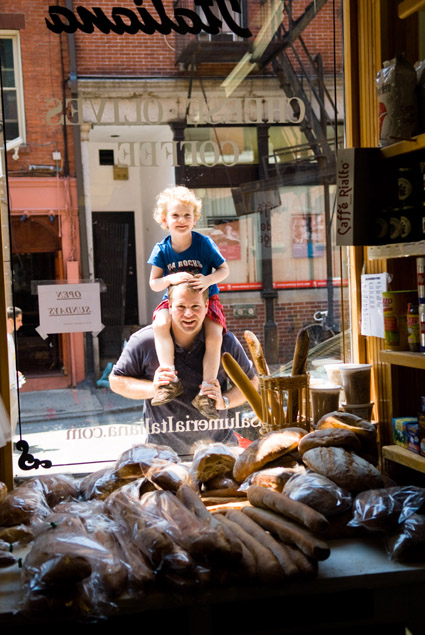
[189,262,230,292]
[149,265,194,292]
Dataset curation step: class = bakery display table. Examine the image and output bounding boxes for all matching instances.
[1,535,424,633]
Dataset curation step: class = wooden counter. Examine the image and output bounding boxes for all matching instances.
[1,536,425,633]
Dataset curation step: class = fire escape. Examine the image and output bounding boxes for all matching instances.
[175,0,342,363]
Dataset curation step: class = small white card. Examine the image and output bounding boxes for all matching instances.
[361,273,388,338]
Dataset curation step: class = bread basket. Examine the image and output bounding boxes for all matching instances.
[258,373,311,434]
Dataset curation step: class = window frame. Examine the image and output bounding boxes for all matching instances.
[0,30,26,144]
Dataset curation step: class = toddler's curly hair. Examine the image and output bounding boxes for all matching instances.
[153,185,202,228]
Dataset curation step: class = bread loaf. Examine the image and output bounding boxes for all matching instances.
[191,442,239,483]
[298,428,362,456]
[233,427,307,483]
[302,446,385,493]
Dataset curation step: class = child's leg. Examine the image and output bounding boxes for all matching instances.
[201,317,223,389]
[191,318,223,418]
[153,308,174,369]
[152,309,178,383]
[151,309,183,406]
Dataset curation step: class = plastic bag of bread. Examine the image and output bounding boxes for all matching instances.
[386,513,425,562]
[190,442,241,484]
[114,442,180,479]
[0,479,51,527]
[145,460,197,492]
[283,471,353,517]
[0,523,34,546]
[238,465,306,493]
[30,474,79,507]
[21,512,126,619]
[79,467,132,500]
[104,479,202,587]
[349,486,425,532]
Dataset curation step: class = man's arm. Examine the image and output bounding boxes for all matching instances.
[109,373,154,400]
[110,364,177,401]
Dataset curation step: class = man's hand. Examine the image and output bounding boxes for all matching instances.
[200,379,226,409]
[153,365,178,388]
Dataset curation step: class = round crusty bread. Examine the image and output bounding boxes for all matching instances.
[302,446,385,493]
[316,411,377,447]
[233,427,307,483]
[298,428,362,456]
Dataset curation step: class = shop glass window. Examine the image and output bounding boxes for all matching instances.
[0,0,349,481]
[183,126,258,165]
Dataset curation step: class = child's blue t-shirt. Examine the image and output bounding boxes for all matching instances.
[147,231,226,299]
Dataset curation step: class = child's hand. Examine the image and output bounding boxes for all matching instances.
[189,274,209,292]
[167,272,194,286]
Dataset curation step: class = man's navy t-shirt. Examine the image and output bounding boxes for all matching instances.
[112,325,256,458]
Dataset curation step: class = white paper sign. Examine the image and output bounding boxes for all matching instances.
[361,273,388,338]
[36,283,104,339]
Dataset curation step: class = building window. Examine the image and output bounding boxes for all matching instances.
[0,32,25,142]
[195,0,248,41]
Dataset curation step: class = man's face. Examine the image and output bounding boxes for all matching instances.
[7,314,22,334]
[169,286,208,336]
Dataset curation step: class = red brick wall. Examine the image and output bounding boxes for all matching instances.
[0,2,75,175]
[222,294,347,365]
[67,0,342,77]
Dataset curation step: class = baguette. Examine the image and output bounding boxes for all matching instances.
[214,514,283,582]
[242,506,330,561]
[226,509,299,577]
[222,352,263,420]
[285,545,318,578]
[244,330,284,425]
[246,485,329,534]
[244,330,270,376]
[214,514,256,579]
[290,328,310,422]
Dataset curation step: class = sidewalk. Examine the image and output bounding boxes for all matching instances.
[19,384,145,424]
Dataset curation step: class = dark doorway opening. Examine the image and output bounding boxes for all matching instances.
[12,252,62,376]
[92,212,139,364]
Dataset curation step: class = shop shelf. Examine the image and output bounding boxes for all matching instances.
[379,349,425,370]
[382,444,425,473]
[367,242,425,260]
[379,132,425,158]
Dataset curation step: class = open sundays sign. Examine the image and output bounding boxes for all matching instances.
[36,283,104,339]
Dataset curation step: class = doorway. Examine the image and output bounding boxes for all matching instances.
[92,212,139,364]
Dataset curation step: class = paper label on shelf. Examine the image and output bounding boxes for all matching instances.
[361,273,388,338]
